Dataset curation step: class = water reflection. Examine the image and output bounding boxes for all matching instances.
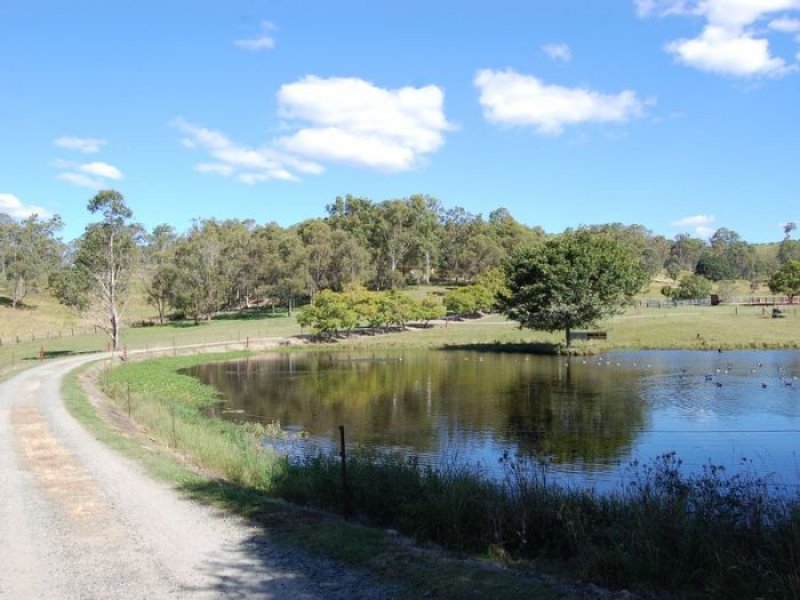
[186,350,800,490]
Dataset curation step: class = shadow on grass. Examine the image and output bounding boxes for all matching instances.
[22,349,102,360]
[212,309,291,322]
[441,342,562,355]
[0,296,35,310]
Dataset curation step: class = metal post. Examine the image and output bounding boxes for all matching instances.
[339,425,352,518]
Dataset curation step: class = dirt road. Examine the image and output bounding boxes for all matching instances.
[0,355,397,599]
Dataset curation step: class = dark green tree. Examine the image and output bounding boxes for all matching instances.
[768,259,800,302]
[501,230,648,346]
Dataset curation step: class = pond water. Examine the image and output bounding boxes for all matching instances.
[186,349,800,492]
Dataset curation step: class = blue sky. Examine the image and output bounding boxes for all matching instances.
[1,0,799,242]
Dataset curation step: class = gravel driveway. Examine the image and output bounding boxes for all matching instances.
[0,354,399,599]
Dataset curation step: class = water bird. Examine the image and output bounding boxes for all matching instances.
[762,383,768,389]
[705,374,713,381]
[715,382,723,388]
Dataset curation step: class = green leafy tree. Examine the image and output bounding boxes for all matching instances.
[768,259,800,302]
[49,190,139,350]
[2,214,64,308]
[501,230,648,346]
[675,274,712,299]
[143,224,177,324]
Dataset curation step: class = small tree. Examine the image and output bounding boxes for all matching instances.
[676,274,712,299]
[501,230,648,346]
[768,259,800,303]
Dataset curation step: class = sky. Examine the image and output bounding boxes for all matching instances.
[1,0,799,243]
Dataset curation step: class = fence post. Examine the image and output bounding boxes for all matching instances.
[339,425,352,518]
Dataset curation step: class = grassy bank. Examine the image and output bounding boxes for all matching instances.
[95,352,800,598]
[69,353,563,599]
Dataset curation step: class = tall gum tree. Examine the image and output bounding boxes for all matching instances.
[501,230,648,346]
[50,190,139,351]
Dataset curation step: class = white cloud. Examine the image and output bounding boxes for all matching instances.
[57,172,106,189]
[79,161,123,180]
[0,193,51,218]
[53,159,123,188]
[172,76,453,182]
[171,118,322,183]
[667,26,793,76]
[53,136,106,153]
[635,0,696,18]
[234,20,276,51]
[474,68,648,135]
[542,43,572,62]
[638,0,800,77]
[671,214,717,237]
[770,17,800,32]
[275,76,453,171]
[671,214,716,228]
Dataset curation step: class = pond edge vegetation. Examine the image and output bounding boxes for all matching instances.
[73,349,800,599]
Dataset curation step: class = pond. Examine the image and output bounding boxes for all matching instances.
[186,349,800,493]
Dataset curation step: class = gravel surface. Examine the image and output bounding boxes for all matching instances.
[0,354,401,599]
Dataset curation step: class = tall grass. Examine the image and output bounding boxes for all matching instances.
[103,352,286,489]
[276,450,800,598]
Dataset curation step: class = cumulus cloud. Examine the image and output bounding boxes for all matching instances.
[172,76,453,182]
[234,20,276,51]
[0,193,51,218]
[637,0,800,77]
[171,118,322,184]
[56,172,107,189]
[53,136,106,153]
[671,214,716,237]
[542,43,572,62]
[53,159,123,188]
[474,68,648,135]
[79,161,123,180]
[275,76,453,171]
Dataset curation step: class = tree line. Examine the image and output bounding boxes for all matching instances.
[2,189,800,349]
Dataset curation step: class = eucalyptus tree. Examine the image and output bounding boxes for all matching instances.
[2,213,64,308]
[142,224,178,324]
[328,229,372,291]
[169,219,236,321]
[49,190,140,351]
[439,207,483,282]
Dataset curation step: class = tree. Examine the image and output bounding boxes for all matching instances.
[50,190,139,351]
[675,274,712,299]
[501,230,648,346]
[142,224,177,324]
[768,259,800,303]
[2,214,63,308]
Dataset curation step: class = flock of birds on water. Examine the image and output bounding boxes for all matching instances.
[565,355,800,390]
[461,353,800,391]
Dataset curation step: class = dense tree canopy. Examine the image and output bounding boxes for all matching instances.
[501,230,649,346]
[768,259,800,302]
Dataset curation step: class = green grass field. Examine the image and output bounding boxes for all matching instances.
[2,283,800,379]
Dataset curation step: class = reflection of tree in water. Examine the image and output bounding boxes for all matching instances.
[499,359,646,466]
[189,351,647,466]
